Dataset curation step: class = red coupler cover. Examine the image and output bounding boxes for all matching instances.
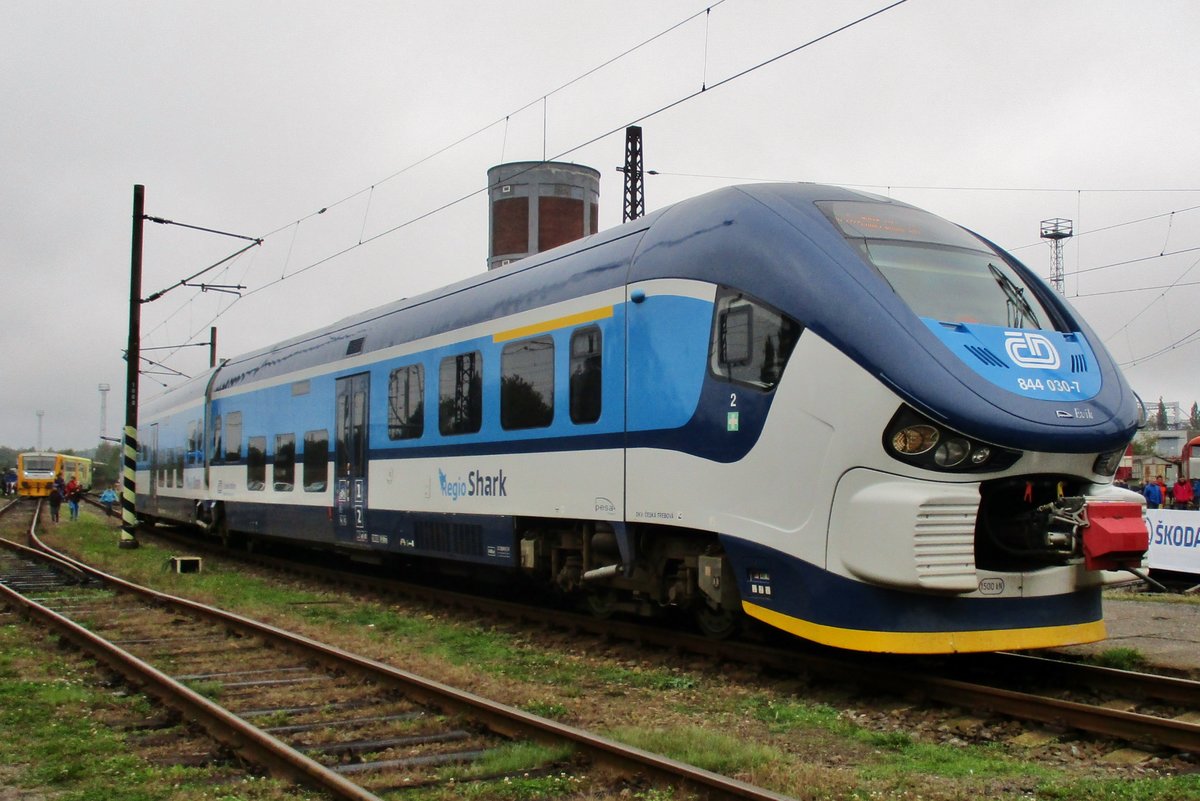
[1082,501,1149,570]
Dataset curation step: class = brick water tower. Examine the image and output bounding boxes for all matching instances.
[487,161,600,270]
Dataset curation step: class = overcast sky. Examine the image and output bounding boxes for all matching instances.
[3,0,1198,452]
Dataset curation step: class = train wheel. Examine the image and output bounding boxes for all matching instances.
[584,588,618,619]
[695,604,739,639]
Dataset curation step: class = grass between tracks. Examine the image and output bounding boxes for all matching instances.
[0,615,324,801]
[19,510,1200,801]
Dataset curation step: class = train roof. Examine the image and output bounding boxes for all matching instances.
[205,202,662,394]
[206,182,882,393]
[146,182,1138,452]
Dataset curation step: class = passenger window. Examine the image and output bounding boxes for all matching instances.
[211,415,223,464]
[274,433,295,491]
[711,290,802,389]
[501,336,554,430]
[570,326,602,424]
[224,411,243,461]
[388,364,425,440]
[439,351,482,435]
[303,430,329,492]
[186,421,198,466]
[247,436,266,491]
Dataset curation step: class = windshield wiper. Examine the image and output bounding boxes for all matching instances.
[988,263,1041,329]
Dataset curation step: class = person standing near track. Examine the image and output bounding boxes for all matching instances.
[99,484,118,517]
[1174,476,1195,510]
[67,481,83,521]
[47,484,64,522]
[1142,477,1163,510]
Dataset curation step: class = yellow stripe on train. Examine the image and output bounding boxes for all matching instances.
[742,600,1107,654]
[493,306,613,343]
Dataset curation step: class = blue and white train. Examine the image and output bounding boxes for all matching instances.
[137,182,1150,654]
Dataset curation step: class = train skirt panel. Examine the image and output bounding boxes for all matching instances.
[725,537,1106,653]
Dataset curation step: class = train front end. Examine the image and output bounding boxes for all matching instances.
[678,186,1149,654]
[17,452,57,497]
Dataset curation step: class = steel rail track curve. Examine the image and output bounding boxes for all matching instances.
[4,500,796,801]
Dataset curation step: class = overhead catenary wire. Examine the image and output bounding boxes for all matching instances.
[1103,250,1200,368]
[1012,203,1200,253]
[255,1,729,242]
[1120,324,1200,368]
[142,1,738,371]
[139,243,260,369]
[241,0,910,300]
[1074,278,1200,298]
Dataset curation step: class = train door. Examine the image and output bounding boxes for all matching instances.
[334,373,370,545]
[623,281,716,523]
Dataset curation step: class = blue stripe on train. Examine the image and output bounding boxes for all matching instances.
[720,536,1102,633]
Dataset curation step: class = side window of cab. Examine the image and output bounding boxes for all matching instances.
[710,289,802,390]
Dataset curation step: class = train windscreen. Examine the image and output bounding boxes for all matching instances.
[820,200,1056,331]
[22,455,56,473]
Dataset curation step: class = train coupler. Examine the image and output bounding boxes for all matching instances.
[1079,501,1149,571]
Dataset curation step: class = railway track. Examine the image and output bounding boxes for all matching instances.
[1,498,793,801]
[128,521,1200,757]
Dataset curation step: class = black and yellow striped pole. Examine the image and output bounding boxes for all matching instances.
[120,185,143,550]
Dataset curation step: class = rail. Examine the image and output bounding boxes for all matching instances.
[7,506,796,800]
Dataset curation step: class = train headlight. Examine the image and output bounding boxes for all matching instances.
[891,425,939,455]
[934,438,971,467]
[884,406,1020,473]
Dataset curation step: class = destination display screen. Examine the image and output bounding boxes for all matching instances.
[820,200,987,251]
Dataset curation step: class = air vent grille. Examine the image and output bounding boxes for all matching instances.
[965,346,1009,369]
[415,521,485,557]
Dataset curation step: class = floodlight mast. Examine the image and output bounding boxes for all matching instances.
[98,383,110,443]
[1040,217,1073,294]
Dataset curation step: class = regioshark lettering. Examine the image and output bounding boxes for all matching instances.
[438,468,507,501]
